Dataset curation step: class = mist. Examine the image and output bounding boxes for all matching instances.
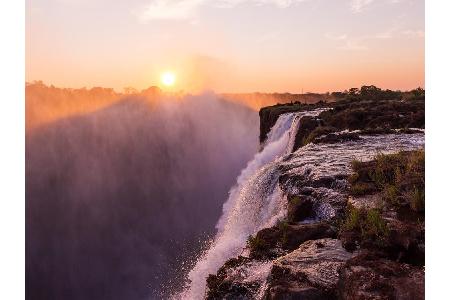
[26,92,259,299]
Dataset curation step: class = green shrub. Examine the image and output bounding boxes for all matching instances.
[349,150,425,218]
[350,182,376,196]
[342,206,361,231]
[341,206,388,245]
[247,235,266,252]
[363,209,388,240]
[408,186,425,212]
[383,184,399,205]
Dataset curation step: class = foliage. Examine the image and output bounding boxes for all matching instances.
[349,150,425,214]
[247,235,266,252]
[342,206,389,245]
[332,85,406,102]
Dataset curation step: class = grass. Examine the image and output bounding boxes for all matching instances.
[247,235,266,252]
[277,220,289,247]
[349,150,425,214]
[342,206,389,245]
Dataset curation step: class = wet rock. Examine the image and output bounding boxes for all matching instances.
[206,256,275,300]
[281,223,337,251]
[265,238,355,299]
[347,194,380,210]
[310,175,348,189]
[337,252,424,300]
[313,132,360,144]
[292,116,323,151]
[259,104,327,144]
[279,174,349,223]
[287,195,315,222]
[249,223,337,260]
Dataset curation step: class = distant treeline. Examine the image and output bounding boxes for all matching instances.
[223,86,425,110]
[330,85,425,102]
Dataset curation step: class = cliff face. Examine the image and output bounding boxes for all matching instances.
[258,102,327,144]
[260,98,425,149]
[206,97,425,300]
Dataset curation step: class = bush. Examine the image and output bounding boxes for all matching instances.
[342,206,388,245]
[247,235,266,252]
[350,182,377,196]
[349,150,425,215]
[408,186,425,212]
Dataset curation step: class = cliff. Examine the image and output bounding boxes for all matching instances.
[205,95,425,299]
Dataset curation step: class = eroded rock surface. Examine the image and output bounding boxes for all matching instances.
[338,252,425,300]
[265,238,355,299]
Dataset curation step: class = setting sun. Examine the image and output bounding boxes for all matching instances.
[161,71,176,87]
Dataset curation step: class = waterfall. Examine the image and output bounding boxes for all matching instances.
[178,109,326,299]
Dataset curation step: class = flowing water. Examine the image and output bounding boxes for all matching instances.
[177,110,424,299]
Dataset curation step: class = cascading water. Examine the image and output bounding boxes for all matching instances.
[177,109,326,299]
[177,109,425,300]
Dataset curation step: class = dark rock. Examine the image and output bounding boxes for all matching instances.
[385,218,425,266]
[259,103,328,144]
[337,252,424,300]
[292,116,322,151]
[313,132,360,144]
[249,223,337,259]
[265,239,355,299]
[206,256,256,299]
[267,266,329,300]
[287,195,315,222]
[282,223,337,251]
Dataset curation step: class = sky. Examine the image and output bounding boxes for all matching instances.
[26,0,424,93]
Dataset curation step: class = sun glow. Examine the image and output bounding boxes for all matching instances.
[161,71,176,87]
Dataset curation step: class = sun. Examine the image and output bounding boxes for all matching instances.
[161,71,176,87]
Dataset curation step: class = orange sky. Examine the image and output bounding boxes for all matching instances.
[26,0,424,93]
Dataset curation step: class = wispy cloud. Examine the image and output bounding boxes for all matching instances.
[137,0,307,22]
[350,0,374,13]
[350,0,406,13]
[325,32,368,51]
[337,39,368,51]
[401,29,425,38]
[326,24,424,51]
[325,33,348,41]
[138,0,205,21]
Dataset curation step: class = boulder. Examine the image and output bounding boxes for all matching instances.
[287,195,315,222]
[337,252,424,300]
[265,238,355,299]
[249,223,337,259]
[313,132,360,144]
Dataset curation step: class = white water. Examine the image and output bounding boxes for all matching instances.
[177,110,425,299]
[177,110,326,299]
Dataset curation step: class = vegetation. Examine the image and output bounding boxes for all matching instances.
[330,85,424,102]
[260,85,425,147]
[349,150,425,213]
[342,206,389,245]
[247,235,266,253]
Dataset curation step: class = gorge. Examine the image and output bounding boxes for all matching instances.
[180,95,425,299]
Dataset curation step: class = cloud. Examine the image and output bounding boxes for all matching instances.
[325,33,348,41]
[350,0,407,13]
[138,0,307,22]
[326,32,368,51]
[138,0,205,21]
[337,40,368,51]
[401,29,425,38]
[326,25,423,51]
[350,0,374,13]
